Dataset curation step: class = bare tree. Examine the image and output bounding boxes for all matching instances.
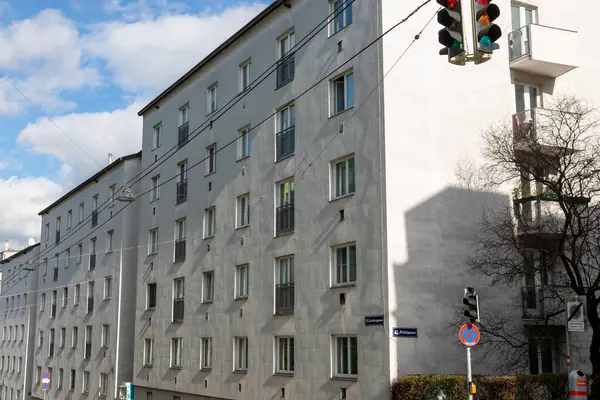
[463,96,600,387]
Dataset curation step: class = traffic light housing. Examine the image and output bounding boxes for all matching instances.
[472,0,502,54]
[437,0,466,65]
[463,287,480,323]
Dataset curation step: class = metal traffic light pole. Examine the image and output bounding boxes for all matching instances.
[462,288,480,399]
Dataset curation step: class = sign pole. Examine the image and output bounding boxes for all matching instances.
[467,346,473,400]
[565,307,571,373]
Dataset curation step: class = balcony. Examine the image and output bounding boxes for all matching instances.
[276,126,295,161]
[174,240,186,262]
[87,297,94,314]
[276,54,295,88]
[508,24,578,78]
[276,204,295,235]
[173,298,184,322]
[90,253,96,270]
[176,180,188,204]
[521,285,566,324]
[55,230,60,244]
[91,210,98,227]
[53,267,58,282]
[275,283,294,314]
[84,342,91,359]
[50,303,56,319]
[178,122,189,148]
[513,191,564,238]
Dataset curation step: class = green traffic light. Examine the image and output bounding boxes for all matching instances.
[479,35,491,47]
[451,40,461,49]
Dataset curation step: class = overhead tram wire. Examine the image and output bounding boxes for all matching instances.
[1,0,432,294]
[20,0,358,269]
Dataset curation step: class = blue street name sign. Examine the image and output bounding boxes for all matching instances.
[392,327,418,337]
[365,315,384,326]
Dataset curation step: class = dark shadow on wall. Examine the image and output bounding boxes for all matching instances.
[391,186,509,376]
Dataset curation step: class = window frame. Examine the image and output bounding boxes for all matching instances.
[72,327,78,348]
[206,144,217,175]
[329,0,353,36]
[82,370,90,394]
[237,125,251,160]
[104,276,112,300]
[101,324,110,348]
[201,337,212,370]
[332,242,357,286]
[332,335,358,378]
[152,123,162,150]
[234,337,248,372]
[204,207,216,238]
[275,336,295,374]
[150,175,160,202]
[146,283,157,310]
[106,230,114,252]
[237,193,250,228]
[171,337,183,368]
[144,338,154,366]
[331,155,356,199]
[235,264,249,299]
[207,83,218,114]
[239,59,251,93]
[149,228,159,254]
[330,69,354,116]
[67,210,72,229]
[178,104,189,126]
[202,271,214,303]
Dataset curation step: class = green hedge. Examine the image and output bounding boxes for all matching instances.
[390,374,581,400]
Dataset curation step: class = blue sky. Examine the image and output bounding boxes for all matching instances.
[0,0,268,244]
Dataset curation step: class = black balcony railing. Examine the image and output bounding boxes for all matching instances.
[173,298,184,322]
[178,122,189,148]
[276,126,295,161]
[174,240,186,262]
[49,343,54,357]
[87,297,94,314]
[53,267,58,282]
[276,54,295,88]
[90,253,96,269]
[276,204,295,235]
[50,303,56,319]
[84,342,91,359]
[55,230,60,244]
[275,283,294,314]
[176,180,188,204]
[91,210,98,227]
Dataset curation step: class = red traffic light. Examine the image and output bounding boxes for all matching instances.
[437,0,459,8]
[477,0,489,4]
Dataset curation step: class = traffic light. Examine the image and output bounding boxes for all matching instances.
[437,0,466,65]
[463,287,480,323]
[472,0,502,54]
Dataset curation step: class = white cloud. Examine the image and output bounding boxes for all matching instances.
[0,176,63,241]
[16,100,144,187]
[84,3,267,92]
[103,0,190,21]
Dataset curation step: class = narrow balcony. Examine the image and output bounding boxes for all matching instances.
[91,210,98,227]
[508,24,577,78]
[275,283,294,314]
[276,204,295,235]
[276,126,295,161]
[174,239,186,263]
[176,180,188,204]
[178,122,189,148]
[173,298,184,322]
[276,54,295,88]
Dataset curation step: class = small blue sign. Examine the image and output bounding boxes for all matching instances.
[393,327,418,338]
[41,382,50,391]
[365,315,384,326]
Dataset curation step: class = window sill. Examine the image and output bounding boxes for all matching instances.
[206,110,217,117]
[146,307,156,311]
[150,198,160,204]
[143,364,154,368]
[205,171,216,178]
[235,224,249,231]
[274,310,294,316]
[274,372,295,377]
[103,297,111,301]
[233,369,248,374]
[330,193,355,203]
[170,366,183,370]
[106,250,113,254]
[175,200,187,206]
[329,106,354,119]
[328,23,352,39]
[275,230,294,238]
[101,345,109,349]
[200,367,212,372]
[331,376,358,382]
[276,78,294,91]
[201,300,213,304]
[234,296,248,301]
[236,155,250,163]
[275,153,294,163]
[204,235,215,240]
[331,282,357,289]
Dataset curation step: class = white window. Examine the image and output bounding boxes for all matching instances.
[37,330,42,347]
[56,216,61,233]
[62,288,68,307]
[149,228,159,254]
[65,248,70,268]
[175,219,186,242]
[204,207,216,238]
[237,194,250,228]
[16,356,21,373]
[58,368,64,389]
[333,243,357,285]
[92,194,99,211]
[67,210,72,229]
[277,103,295,134]
[201,337,212,370]
[72,327,78,348]
[207,83,217,114]
[44,223,50,241]
[60,327,66,348]
[171,338,183,368]
[74,284,80,305]
[37,366,41,383]
[146,283,157,309]
[43,259,48,275]
[239,60,251,92]
[277,31,295,60]
[79,203,84,223]
[144,338,154,366]
[152,123,162,149]
[329,0,353,35]
[333,335,358,378]
[70,369,76,391]
[77,243,83,264]
[202,271,214,303]
[101,324,110,348]
[177,161,188,183]
[40,293,46,311]
[109,184,116,206]
[235,264,249,299]
[104,277,112,299]
[107,230,114,252]
[150,175,160,202]
[206,144,216,174]
[515,83,541,114]
[331,70,354,115]
[179,105,189,126]
[332,155,356,198]
[276,337,295,374]
[19,325,24,342]
[82,371,90,393]
[173,278,185,300]
[237,125,251,159]
[234,337,248,371]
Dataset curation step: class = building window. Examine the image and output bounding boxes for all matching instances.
[201,337,212,370]
[37,366,41,383]
[331,70,354,115]
[17,356,22,373]
[176,161,188,204]
[171,338,183,368]
[107,230,114,252]
[178,106,189,146]
[59,368,64,388]
[144,338,154,366]
[79,203,84,223]
[202,271,214,303]
[101,324,110,348]
[275,255,294,314]
[40,293,46,311]
[237,125,251,159]
[147,283,157,309]
[239,60,251,92]
[84,326,92,359]
[89,237,97,270]
[65,248,70,268]
[276,337,295,374]
[43,259,48,275]
[72,327,78,348]
[104,277,112,299]
[56,217,61,243]
[148,228,159,254]
[276,31,295,87]
[49,328,55,357]
[276,179,295,235]
[276,103,295,160]
[67,210,72,229]
[77,243,83,264]
[206,144,216,175]
[237,194,250,228]
[82,371,90,393]
[74,284,80,305]
[19,325,24,341]
[528,336,555,374]
[44,223,50,241]
[179,104,189,126]
[207,83,218,114]
[329,0,353,35]
[99,373,108,397]
[62,287,68,307]
[150,175,160,202]
[332,155,356,199]
[87,281,94,314]
[234,337,248,371]
[109,184,116,206]
[204,207,216,238]
[70,369,76,391]
[173,278,185,322]
[235,264,249,299]
[174,219,186,262]
[333,335,358,378]
[60,327,66,348]
[333,243,357,285]
[152,123,162,149]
